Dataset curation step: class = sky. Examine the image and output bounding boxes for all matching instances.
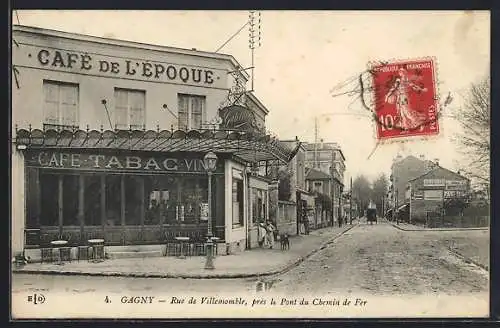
[13,10,490,184]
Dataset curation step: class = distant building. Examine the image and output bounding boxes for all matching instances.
[389,154,437,210]
[406,166,470,224]
[389,154,471,224]
[302,140,346,222]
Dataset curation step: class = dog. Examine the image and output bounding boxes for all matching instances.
[280,233,290,250]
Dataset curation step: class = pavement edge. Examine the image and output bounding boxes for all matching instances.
[388,221,489,232]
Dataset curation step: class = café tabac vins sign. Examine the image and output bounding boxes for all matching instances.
[26,151,224,174]
[15,44,227,89]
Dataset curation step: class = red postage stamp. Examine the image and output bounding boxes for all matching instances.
[371,58,439,140]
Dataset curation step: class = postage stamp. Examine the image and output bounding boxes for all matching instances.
[370,58,439,140]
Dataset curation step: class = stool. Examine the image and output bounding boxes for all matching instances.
[88,239,105,263]
[50,240,68,265]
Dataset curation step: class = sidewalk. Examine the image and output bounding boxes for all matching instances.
[387,219,489,271]
[388,220,489,232]
[13,225,356,279]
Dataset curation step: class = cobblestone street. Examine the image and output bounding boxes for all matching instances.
[271,221,489,295]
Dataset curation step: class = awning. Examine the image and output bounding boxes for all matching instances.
[14,128,297,164]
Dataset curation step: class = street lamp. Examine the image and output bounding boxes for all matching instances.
[203,151,218,270]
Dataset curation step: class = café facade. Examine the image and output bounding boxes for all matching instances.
[11,25,295,260]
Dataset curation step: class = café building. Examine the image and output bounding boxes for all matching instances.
[11,25,294,260]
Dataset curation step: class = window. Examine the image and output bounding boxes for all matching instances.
[232,179,244,227]
[114,88,146,130]
[178,94,206,130]
[314,181,323,193]
[252,188,267,224]
[43,80,79,129]
[39,173,79,226]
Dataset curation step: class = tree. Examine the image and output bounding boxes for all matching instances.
[453,76,490,183]
[371,173,388,213]
[352,175,372,212]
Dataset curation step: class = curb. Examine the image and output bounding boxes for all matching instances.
[448,247,489,272]
[388,221,489,232]
[13,225,357,280]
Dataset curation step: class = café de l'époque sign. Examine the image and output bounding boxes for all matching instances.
[16,44,227,89]
[26,151,224,174]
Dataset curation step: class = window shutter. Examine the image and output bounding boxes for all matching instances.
[191,96,204,130]
[114,89,129,129]
[178,95,189,130]
[43,82,60,125]
[60,84,79,127]
[129,91,145,129]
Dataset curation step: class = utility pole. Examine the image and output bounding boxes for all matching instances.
[248,11,262,92]
[314,117,318,168]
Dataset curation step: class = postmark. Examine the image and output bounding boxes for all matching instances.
[370,58,439,140]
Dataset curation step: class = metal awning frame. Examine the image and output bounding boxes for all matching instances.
[14,127,295,165]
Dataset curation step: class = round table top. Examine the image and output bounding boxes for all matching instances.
[175,237,190,241]
[51,240,68,246]
[88,239,105,244]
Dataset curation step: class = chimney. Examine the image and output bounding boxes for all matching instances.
[320,138,324,149]
[419,154,425,161]
[433,158,439,166]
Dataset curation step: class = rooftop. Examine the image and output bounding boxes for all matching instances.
[306,167,332,180]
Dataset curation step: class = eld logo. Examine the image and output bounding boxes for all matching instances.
[27,293,46,305]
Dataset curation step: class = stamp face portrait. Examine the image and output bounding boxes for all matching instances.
[371,58,439,140]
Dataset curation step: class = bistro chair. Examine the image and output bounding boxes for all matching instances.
[40,246,54,263]
[77,244,91,262]
[164,231,181,257]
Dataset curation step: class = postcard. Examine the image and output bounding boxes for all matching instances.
[10,10,490,319]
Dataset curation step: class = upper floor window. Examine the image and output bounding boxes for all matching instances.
[178,94,206,130]
[314,181,323,193]
[43,80,79,130]
[114,88,146,130]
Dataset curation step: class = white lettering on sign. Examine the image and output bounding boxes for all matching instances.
[33,151,218,173]
[423,179,445,187]
[18,45,227,88]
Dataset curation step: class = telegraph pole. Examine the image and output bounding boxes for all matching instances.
[248,11,262,92]
[314,117,318,168]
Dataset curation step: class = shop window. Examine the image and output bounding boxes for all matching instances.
[178,94,205,130]
[84,175,102,226]
[43,80,79,130]
[62,175,79,226]
[232,179,244,227]
[125,176,142,225]
[114,88,146,130]
[39,173,79,226]
[40,173,59,226]
[105,175,122,226]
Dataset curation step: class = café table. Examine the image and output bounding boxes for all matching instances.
[88,239,105,263]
